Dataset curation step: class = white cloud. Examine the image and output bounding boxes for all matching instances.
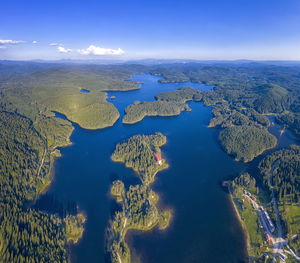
[77,45,125,55]
[50,42,62,46]
[51,43,125,56]
[57,46,72,53]
[32,40,38,44]
[0,39,24,45]
[0,46,7,49]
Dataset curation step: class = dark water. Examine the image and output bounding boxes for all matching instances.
[80,88,90,93]
[37,74,294,263]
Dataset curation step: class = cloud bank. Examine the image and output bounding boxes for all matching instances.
[77,45,125,55]
[50,43,125,56]
[32,40,38,44]
[0,39,24,45]
[57,46,72,53]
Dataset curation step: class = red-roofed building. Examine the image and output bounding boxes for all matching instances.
[154,153,162,165]
[265,233,271,244]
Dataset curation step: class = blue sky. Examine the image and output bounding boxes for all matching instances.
[1,0,300,60]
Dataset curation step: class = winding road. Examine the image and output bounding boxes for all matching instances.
[270,161,284,262]
[37,148,47,178]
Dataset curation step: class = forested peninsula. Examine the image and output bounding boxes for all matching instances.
[122,87,202,124]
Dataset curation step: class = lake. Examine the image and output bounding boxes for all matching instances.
[35,74,297,263]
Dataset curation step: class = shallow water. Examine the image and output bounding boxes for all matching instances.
[34,74,299,263]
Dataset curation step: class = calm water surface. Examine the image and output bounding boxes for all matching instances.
[36,74,298,263]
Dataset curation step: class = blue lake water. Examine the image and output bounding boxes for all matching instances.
[106,74,214,117]
[80,88,90,93]
[35,74,298,263]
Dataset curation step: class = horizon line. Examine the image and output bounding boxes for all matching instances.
[2,58,300,63]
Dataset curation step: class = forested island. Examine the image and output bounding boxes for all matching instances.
[107,133,172,263]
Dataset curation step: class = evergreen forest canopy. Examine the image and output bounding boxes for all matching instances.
[108,133,171,263]
[111,132,167,184]
[150,63,300,139]
[1,61,300,137]
[0,60,300,262]
[0,63,145,129]
[0,111,81,263]
[219,126,277,162]
[259,145,300,204]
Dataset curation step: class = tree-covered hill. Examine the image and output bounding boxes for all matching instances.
[219,126,277,162]
[259,145,300,254]
[0,111,84,263]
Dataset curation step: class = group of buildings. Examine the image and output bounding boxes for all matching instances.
[259,206,275,233]
[244,190,275,243]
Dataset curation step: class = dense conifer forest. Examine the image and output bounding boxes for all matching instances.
[0,61,300,262]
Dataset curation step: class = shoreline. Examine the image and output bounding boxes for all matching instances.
[228,192,251,251]
[54,109,120,130]
[38,138,74,196]
[30,121,88,261]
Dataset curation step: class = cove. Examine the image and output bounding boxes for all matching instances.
[36,74,249,262]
